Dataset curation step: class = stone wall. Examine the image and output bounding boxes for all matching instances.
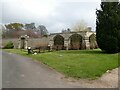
[2,38,19,48]
[49,31,97,50]
[27,37,49,47]
[2,37,49,49]
[2,31,97,50]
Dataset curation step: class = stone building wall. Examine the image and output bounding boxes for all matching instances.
[2,31,97,50]
[27,37,49,47]
[2,37,49,49]
[2,38,19,48]
[49,31,97,50]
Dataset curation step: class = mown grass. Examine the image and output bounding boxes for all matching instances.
[4,49,119,79]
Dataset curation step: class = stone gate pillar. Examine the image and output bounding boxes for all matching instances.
[49,40,54,51]
[24,40,28,49]
[84,36,90,49]
[18,39,21,49]
[64,38,69,50]
[18,35,29,49]
[24,35,29,49]
[81,39,86,49]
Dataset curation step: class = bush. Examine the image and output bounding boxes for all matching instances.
[4,41,14,49]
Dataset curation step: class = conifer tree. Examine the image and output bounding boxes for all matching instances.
[96,0,120,53]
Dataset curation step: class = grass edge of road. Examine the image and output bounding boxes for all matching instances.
[3,49,119,80]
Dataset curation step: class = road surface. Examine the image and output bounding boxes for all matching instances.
[2,51,80,88]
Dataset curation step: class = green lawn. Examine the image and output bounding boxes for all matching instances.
[4,49,119,79]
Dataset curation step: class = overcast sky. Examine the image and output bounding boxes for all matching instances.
[1,0,101,33]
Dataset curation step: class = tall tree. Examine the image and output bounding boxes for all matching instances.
[96,0,120,53]
[24,23,36,30]
[36,25,48,37]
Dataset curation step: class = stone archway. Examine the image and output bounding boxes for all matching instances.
[69,34,83,50]
[20,37,25,49]
[53,35,64,50]
[18,35,29,49]
[89,34,97,49]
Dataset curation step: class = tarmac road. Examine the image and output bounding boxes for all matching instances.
[2,51,80,88]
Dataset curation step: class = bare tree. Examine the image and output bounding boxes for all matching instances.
[71,20,88,32]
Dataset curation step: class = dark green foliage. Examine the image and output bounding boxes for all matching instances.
[5,23,24,30]
[96,1,120,53]
[4,41,14,49]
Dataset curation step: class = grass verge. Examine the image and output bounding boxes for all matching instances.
[3,49,119,79]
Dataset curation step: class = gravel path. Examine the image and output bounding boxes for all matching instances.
[64,68,119,88]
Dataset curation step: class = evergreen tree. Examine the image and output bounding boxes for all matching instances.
[96,0,120,53]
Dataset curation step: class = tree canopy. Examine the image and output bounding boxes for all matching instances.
[2,23,49,38]
[5,23,24,30]
[96,0,120,53]
[71,20,88,32]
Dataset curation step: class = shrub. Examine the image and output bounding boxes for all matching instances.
[4,41,14,49]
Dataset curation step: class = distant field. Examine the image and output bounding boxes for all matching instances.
[4,49,119,79]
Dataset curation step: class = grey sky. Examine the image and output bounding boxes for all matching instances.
[1,0,101,33]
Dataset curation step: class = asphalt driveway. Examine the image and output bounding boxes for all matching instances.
[2,51,80,88]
